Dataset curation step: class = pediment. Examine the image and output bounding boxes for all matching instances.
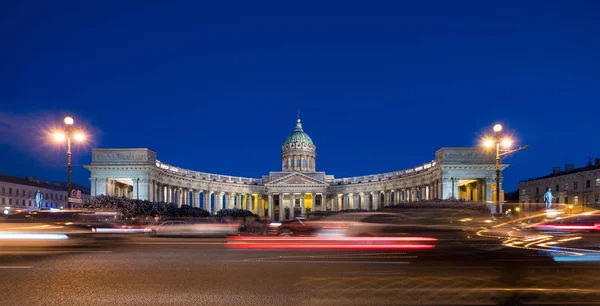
[266,173,328,187]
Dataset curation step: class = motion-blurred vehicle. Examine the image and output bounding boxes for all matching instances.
[0,210,130,248]
[276,212,337,236]
[145,220,239,237]
[525,213,600,235]
[313,212,411,237]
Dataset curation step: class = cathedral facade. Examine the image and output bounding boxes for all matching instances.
[85,119,506,220]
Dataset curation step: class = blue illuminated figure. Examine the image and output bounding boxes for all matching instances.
[543,187,556,209]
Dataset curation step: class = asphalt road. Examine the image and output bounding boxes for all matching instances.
[2,236,600,306]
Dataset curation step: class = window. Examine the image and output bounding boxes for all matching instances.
[29,200,31,206]
[521,189,526,195]
[297,160,301,167]
[303,160,307,168]
[1,187,4,193]
[596,193,599,205]
[587,180,591,188]
[556,184,559,192]
[564,197,568,204]
[22,189,25,196]
[565,183,569,190]
[9,188,12,194]
[1,198,4,205]
[9,198,12,205]
[536,187,539,194]
[597,178,600,187]
[574,182,578,190]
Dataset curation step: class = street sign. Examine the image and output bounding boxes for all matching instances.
[68,197,83,204]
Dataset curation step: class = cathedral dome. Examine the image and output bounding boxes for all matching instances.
[282,119,315,152]
[281,118,316,172]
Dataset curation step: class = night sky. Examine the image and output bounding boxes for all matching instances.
[1,1,599,191]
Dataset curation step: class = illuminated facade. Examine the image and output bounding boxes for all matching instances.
[519,160,600,207]
[0,174,90,210]
[85,119,507,220]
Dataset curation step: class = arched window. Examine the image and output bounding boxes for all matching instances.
[297,159,301,168]
[303,160,307,168]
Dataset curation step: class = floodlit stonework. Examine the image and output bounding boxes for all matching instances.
[85,120,507,220]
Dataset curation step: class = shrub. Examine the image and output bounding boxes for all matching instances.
[215,208,255,220]
[83,195,210,219]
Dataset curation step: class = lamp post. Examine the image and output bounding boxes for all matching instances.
[483,124,529,214]
[53,116,85,209]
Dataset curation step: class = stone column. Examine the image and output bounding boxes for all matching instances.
[278,193,284,221]
[342,194,348,210]
[255,194,262,216]
[132,178,139,200]
[353,193,359,209]
[96,178,107,197]
[452,179,459,200]
[90,178,97,197]
[310,192,315,213]
[268,193,273,219]
[372,191,379,210]
[321,193,327,212]
[290,193,295,219]
[212,192,219,212]
[192,190,198,208]
[301,193,305,216]
[203,191,210,213]
[333,194,338,211]
[364,192,370,211]
[485,178,493,202]
[236,193,242,209]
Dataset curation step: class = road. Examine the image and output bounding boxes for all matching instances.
[2,235,600,306]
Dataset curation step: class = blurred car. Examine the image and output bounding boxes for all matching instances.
[277,217,316,236]
[0,213,97,248]
[314,212,410,237]
[145,220,239,237]
[276,212,338,236]
[525,213,600,235]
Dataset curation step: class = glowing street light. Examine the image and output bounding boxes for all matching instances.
[52,116,87,209]
[482,123,529,214]
[53,132,66,142]
[74,132,85,142]
[501,138,513,148]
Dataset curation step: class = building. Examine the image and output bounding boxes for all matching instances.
[85,119,508,220]
[519,159,600,207]
[0,174,90,210]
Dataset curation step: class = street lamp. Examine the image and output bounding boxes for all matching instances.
[482,123,529,214]
[52,116,86,208]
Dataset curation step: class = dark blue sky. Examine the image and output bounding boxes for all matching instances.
[1,0,599,191]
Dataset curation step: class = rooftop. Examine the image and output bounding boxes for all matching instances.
[521,161,600,183]
[0,174,90,194]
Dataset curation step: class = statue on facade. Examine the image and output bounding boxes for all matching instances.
[35,190,43,209]
[543,187,556,209]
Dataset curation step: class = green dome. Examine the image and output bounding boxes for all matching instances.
[282,119,315,151]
